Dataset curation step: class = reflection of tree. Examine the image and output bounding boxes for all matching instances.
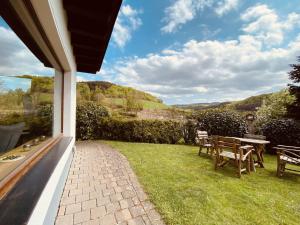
[0,89,25,110]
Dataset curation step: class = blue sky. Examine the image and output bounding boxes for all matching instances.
[0,75,31,92]
[1,0,300,104]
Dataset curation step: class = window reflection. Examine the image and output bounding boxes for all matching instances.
[0,75,53,180]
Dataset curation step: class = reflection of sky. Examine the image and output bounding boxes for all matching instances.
[0,75,31,92]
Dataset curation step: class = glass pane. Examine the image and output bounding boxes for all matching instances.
[0,18,54,181]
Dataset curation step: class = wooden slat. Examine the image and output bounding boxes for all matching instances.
[280,156,300,165]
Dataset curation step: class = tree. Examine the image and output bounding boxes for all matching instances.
[91,87,105,103]
[256,89,295,127]
[124,90,143,114]
[77,83,91,102]
[287,56,300,120]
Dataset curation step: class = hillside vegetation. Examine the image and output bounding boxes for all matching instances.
[174,93,272,112]
[77,81,168,111]
[1,75,168,113]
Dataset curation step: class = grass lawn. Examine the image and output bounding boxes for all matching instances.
[103,141,300,225]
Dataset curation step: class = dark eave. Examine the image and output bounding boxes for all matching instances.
[63,0,122,74]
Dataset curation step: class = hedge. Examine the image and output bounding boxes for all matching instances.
[182,120,197,144]
[76,102,109,140]
[195,110,247,138]
[95,118,182,144]
[261,119,300,154]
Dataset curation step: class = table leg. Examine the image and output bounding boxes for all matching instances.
[256,145,264,168]
[250,151,256,172]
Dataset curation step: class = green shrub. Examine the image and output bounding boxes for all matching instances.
[27,104,53,138]
[96,118,182,144]
[0,113,24,125]
[182,120,197,144]
[261,119,300,154]
[76,102,109,140]
[195,110,247,137]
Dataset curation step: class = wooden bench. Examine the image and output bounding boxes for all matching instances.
[215,137,255,178]
[274,145,300,177]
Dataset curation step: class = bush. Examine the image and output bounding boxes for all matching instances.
[76,102,109,140]
[27,104,53,138]
[182,120,197,144]
[96,118,182,144]
[261,119,300,154]
[195,110,247,137]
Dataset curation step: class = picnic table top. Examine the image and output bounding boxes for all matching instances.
[235,138,270,145]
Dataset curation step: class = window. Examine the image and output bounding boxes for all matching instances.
[0,18,54,182]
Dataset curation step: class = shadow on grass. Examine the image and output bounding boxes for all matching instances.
[266,169,300,183]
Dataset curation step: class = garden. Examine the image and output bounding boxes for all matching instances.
[1,58,300,225]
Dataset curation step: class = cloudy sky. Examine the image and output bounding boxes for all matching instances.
[1,0,300,104]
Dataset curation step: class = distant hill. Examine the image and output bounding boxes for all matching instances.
[174,93,272,111]
[173,102,228,110]
[77,81,168,110]
[16,76,168,110]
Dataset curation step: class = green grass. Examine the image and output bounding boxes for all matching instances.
[103,141,300,225]
[141,100,169,110]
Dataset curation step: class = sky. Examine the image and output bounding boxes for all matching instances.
[1,0,300,104]
[0,76,31,92]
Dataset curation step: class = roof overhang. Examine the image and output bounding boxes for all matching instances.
[63,0,122,73]
[0,0,122,74]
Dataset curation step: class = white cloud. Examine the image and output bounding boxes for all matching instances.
[161,0,239,33]
[0,26,52,75]
[215,0,239,16]
[161,0,213,33]
[241,4,300,46]
[106,34,300,104]
[76,76,88,82]
[112,4,142,48]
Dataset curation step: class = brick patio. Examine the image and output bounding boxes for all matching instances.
[55,142,165,225]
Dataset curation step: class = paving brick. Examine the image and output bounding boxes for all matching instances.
[76,193,89,203]
[129,205,146,218]
[115,209,132,223]
[127,216,146,225]
[105,202,121,214]
[57,205,66,216]
[97,196,111,206]
[91,206,106,219]
[74,210,90,224]
[99,213,116,225]
[147,209,163,224]
[69,188,83,196]
[119,199,134,209]
[55,214,73,225]
[141,201,154,212]
[82,199,97,210]
[110,193,123,202]
[65,203,81,214]
[61,196,75,205]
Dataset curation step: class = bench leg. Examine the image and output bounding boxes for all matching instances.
[198,146,202,156]
[237,159,242,178]
[246,158,251,174]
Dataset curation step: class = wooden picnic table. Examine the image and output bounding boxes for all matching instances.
[235,138,270,168]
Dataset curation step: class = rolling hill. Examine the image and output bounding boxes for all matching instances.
[174,93,272,111]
